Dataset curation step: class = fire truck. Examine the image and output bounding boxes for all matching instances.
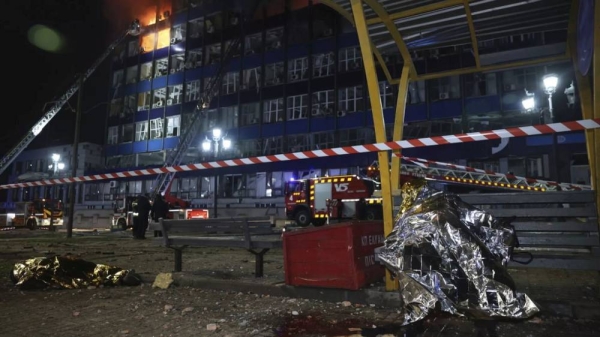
[285,175,384,227]
[9,199,63,230]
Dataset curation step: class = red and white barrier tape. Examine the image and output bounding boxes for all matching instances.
[1,118,599,190]
[399,156,592,191]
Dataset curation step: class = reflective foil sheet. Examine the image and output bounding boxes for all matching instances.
[377,180,539,324]
[11,255,141,290]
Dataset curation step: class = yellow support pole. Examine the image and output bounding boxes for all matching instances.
[350,0,396,291]
[390,65,410,193]
[593,0,600,221]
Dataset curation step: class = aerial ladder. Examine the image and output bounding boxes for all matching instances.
[150,1,264,202]
[0,20,142,176]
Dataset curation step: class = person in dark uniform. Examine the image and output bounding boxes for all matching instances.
[150,194,169,237]
[133,194,151,239]
[356,198,367,220]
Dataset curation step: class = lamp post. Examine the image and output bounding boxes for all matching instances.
[202,128,231,218]
[49,154,65,198]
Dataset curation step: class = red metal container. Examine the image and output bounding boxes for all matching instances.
[283,221,386,290]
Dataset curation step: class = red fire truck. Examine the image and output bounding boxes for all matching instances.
[284,175,384,227]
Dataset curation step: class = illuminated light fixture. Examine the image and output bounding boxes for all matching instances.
[57,163,65,170]
[521,96,535,110]
[202,139,211,151]
[212,128,222,139]
[542,73,558,94]
[222,138,232,150]
[52,153,60,162]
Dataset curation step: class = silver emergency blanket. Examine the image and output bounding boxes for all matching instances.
[377,180,539,324]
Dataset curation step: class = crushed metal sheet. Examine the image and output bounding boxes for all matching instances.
[377,179,539,324]
[11,255,141,289]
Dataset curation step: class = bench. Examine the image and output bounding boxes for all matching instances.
[156,217,282,277]
[458,191,600,270]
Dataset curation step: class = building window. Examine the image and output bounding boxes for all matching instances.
[138,91,151,111]
[135,122,148,141]
[222,71,239,95]
[239,139,261,157]
[201,109,218,131]
[430,76,460,101]
[166,115,180,137]
[112,70,124,87]
[127,40,139,57]
[338,86,363,113]
[140,62,152,81]
[312,90,335,117]
[465,73,498,97]
[241,103,260,126]
[154,58,168,78]
[265,27,283,51]
[205,43,221,65]
[124,95,136,114]
[408,81,426,104]
[121,124,134,142]
[265,62,284,86]
[339,128,374,147]
[186,48,203,69]
[220,106,238,129]
[287,94,308,120]
[152,88,166,108]
[287,134,311,152]
[288,57,308,82]
[203,76,218,98]
[242,67,261,91]
[170,53,185,74]
[263,98,284,123]
[109,98,123,117]
[149,118,163,139]
[157,29,170,49]
[189,18,203,39]
[262,137,283,155]
[244,33,262,55]
[171,24,186,44]
[502,68,537,92]
[185,80,201,102]
[313,132,334,149]
[205,12,222,35]
[224,40,241,58]
[141,33,155,53]
[379,82,394,109]
[107,126,119,145]
[167,84,183,106]
[339,47,362,72]
[313,52,334,78]
[125,66,138,84]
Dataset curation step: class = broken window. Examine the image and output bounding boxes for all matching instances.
[166,115,180,137]
[288,57,308,82]
[137,91,151,111]
[205,43,221,65]
[126,66,138,84]
[127,40,139,57]
[244,33,262,55]
[172,0,187,13]
[170,53,185,74]
[287,134,310,152]
[109,98,123,117]
[189,18,204,40]
[205,12,223,35]
[241,103,260,126]
[338,47,362,72]
[135,121,148,141]
[149,118,163,139]
[429,76,460,101]
[287,94,308,120]
[167,84,183,106]
[408,80,426,104]
[157,29,170,49]
[124,95,136,114]
[140,62,153,81]
[154,58,169,78]
[262,137,283,155]
[313,132,335,149]
[263,98,284,124]
[312,90,335,117]
[186,48,203,69]
[465,73,497,97]
[140,33,155,53]
[107,126,119,145]
[121,124,134,142]
[265,27,283,51]
[152,88,167,108]
[201,109,218,131]
[265,62,284,86]
[222,71,239,95]
[313,52,334,78]
[112,70,124,87]
[220,106,238,129]
[185,80,201,102]
[242,67,261,91]
[204,76,218,98]
[238,139,261,157]
[224,40,241,58]
[378,82,395,108]
[171,24,186,44]
[338,86,363,113]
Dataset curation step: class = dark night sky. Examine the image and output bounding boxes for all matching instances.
[1,0,117,156]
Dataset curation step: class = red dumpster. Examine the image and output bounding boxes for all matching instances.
[283,221,386,290]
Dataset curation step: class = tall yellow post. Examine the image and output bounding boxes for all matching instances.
[390,65,410,193]
[593,0,600,222]
[350,0,397,291]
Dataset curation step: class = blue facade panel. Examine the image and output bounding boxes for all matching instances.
[135,111,149,122]
[140,52,153,63]
[148,139,163,152]
[225,58,241,72]
[189,6,203,19]
[310,118,335,132]
[243,54,262,69]
[105,145,118,157]
[527,132,585,146]
[185,67,202,81]
[173,11,187,25]
[153,76,168,89]
[465,96,501,115]
[154,47,169,59]
[265,49,285,64]
[168,72,185,85]
[149,108,164,119]
[337,33,358,48]
[262,123,283,137]
[405,104,428,122]
[117,143,133,155]
[203,64,219,77]
[124,84,137,95]
[239,126,260,139]
[137,80,151,92]
[165,105,181,117]
[286,120,308,134]
[133,141,148,153]
[430,99,462,119]
[164,137,179,150]
[340,111,366,129]
[313,38,335,54]
[288,45,309,59]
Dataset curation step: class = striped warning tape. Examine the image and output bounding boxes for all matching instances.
[1,118,599,190]
[399,156,592,191]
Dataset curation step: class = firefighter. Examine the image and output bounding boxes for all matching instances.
[132,194,151,239]
[151,194,169,237]
[356,198,367,220]
[336,199,344,223]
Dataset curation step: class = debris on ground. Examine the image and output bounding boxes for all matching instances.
[153,272,174,289]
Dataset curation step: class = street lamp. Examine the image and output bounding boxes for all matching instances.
[49,153,65,177]
[542,73,558,121]
[202,128,232,218]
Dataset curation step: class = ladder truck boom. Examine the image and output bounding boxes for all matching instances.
[0,20,141,176]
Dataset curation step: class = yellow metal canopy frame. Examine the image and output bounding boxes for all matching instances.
[319,0,600,291]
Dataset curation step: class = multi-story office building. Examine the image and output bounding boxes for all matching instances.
[6,0,590,207]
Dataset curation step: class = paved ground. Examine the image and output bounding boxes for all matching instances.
[0,229,599,337]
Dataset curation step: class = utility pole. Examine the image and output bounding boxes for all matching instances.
[66,74,84,238]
